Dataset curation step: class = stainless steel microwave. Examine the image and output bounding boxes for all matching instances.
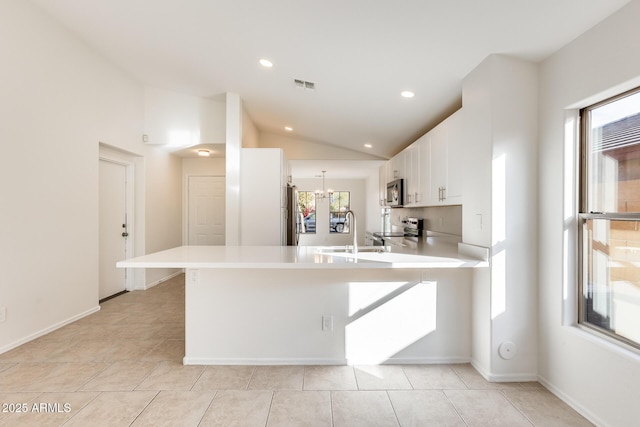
[386,179,404,207]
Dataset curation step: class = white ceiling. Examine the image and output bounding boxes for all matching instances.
[289,160,385,180]
[32,0,629,160]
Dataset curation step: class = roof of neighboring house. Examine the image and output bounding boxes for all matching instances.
[594,112,640,152]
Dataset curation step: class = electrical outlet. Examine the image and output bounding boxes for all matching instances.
[0,307,6,322]
[322,315,333,331]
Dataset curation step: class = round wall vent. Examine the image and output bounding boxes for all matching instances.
[498,341,517,360]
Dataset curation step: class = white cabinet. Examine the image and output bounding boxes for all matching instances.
[445,109,464,202]
[428,109,463,205]
[384,134,429,208]
[429,120,448,205]
[388,151,405,182]
[417,134,430,205]
[384,150,409,205]
[240,148,288,245]
[403,142,421,206]
[379,164,387,206]
[383,108,464,208]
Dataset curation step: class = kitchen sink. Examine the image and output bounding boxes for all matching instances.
[315,246,390,254]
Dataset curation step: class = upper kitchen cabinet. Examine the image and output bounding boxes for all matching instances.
[428,120,447,205]
[387,150,406,182]
[404,137,423,206]
[429,109,463,206]
[445,109,464,203]
[417,134,430,205]
[380,108,465,208]
[379,163,387,206]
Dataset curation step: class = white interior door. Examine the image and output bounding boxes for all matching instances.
[99,159,127,300]
[188,176,225,245]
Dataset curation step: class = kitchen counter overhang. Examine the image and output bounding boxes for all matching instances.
[116,245,487,270]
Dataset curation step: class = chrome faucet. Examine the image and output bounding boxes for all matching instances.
[345,210,358,254]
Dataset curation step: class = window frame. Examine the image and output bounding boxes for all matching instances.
[577,86,640,350]
[329,191,350,234]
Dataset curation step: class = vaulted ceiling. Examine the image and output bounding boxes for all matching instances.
[32,0,630,159]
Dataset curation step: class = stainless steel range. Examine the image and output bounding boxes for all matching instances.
[372,217,424,246]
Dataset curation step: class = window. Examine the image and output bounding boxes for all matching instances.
[579,87,640,349]
[329,191,350,233]
[298,191,316,234]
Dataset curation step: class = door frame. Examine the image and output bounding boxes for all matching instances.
[99,145,139,292]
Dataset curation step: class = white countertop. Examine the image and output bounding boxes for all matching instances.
[116,245,487,270]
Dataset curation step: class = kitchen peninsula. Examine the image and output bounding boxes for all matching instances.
[117,245,487,366]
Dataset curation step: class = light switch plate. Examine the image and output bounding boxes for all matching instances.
[188,270,199,285]
[322,315,333,331]
[0,307,6,322]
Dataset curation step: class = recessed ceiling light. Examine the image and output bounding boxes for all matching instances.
[198,149,210,157]
[284,126,293,132]
[364,143,372,148]
[259,58,273,68]
[401,91,415,98]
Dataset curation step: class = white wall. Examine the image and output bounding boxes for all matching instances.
[242,109,259,148]
[182,157,226,176]
[0,0,182,352]
[295,178,367,246]
[225,93,242,245]
[461,55,539,381]
[142,148,183,287]
[488,56,539,380]
[538,1,640,425]
[143,86,226,146]
[461,62,494,248]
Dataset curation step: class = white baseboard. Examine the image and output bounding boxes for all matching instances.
[470,359,538,382]
[184,357,349,366]
[183,356,471,366]
[0,305,100,355]
[139,269,184,290]
[537,375,607,427]
[470,359,491,380]
[485,371,538,382]
[350,356,471,365]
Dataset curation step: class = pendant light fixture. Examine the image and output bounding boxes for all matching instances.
[315,171,333,200]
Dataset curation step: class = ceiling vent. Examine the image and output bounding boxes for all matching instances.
[294,79,315,91]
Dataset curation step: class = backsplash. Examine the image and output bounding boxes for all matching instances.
[389,205,462,236]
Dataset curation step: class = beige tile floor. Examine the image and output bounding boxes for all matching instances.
[0,274,593,426]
